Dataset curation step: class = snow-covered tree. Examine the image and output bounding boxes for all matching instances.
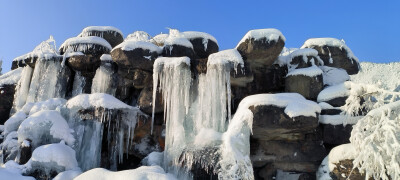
[0,59,3,75]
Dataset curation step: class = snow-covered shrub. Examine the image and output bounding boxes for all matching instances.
[350,101,400,180]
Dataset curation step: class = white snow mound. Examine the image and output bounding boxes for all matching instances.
[74,166,177,180]
[66,93,132,109]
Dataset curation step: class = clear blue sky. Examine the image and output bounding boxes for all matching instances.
[1,0,399,72]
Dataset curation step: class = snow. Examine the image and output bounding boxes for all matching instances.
[78,26,123,37]
[164,29,193,49]
[11,66,33,113]
[74,166,177,180]
[100,54,112,61]
[142,152,164,167]
[0,168,34,180]
[236,28,286,48]
[66,93,132,110]
[182,31,218,50]
[1,131,19,160]
[319,66,350,86]
[59,36,112,53]
[113,40,162,53]
[17,110,75,148]
[193,128,222,147]
[238,93,321,118]
[53,169,82,180]
[3,112,27,135]
[316,143,357,180]
[317,82,350,102]
[28,98,66,115]
[151,33,169,45]
[26,142,79,171]
[349,100,400,180]
[351,62,400,91]
[289,48,318,58]
[284,48,324,71]
[286,65,323,77]
[0,67,23,86]
[65,51,84,58]
[125,31,151,42]
[318,102,337,110]
[208,49,244,73]
[301,38,359,62]
[13,36,59,62]
[319,115,361,125]
[91,65,116,94]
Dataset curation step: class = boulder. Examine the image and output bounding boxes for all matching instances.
[162,43,195,58]
[329,159,366,180]
[301,38,360,75]
[325,96,348,107]
[16,139,32,164]
[59,36,112,56]
[285,67,324,100]
[67,54,101,72]
[0,84,16,124]
[137,86,164,114]
[236,29,285,69]
[321,124,352,145]
[132,69,152,89]
[111,41,162,75]
[11,60,26,70]
[286,48,324,70]
[182,31,219,58]
[78,26,124,48]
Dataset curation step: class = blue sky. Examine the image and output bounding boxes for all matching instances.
[1,0,399,72]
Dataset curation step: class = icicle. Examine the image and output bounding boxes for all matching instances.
[11,66,33,114]
[91,63,115,95]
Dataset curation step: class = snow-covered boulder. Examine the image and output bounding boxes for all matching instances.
[78,26,124,48]
[301,38,360,75]
[0,68,23,123]
[285,66,324,100]
[285,48,324,71]
[236,28,285,69]
[319,66,350,86]
[182,31,219,58]
[317,82,350,107]
[17,110,75,149]
[317,144,365,180]
[24,142,79,179]
[1,131,19,162]
[3,112,27,135]
[66,52,101,72]
[162,29,195,58]
[111,40,162,72]
[60,36,112,56]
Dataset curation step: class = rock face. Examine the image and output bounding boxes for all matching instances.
[67,54,101,72]
[249,105,327,179]
[0,84,16,124]
[137,86,163,114]
[301,38,360,75]
[321,124,352,146]
[111,47,160,73]
[329,159,366,180]
[285,74,324,100]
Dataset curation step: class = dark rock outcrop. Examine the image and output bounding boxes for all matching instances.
[137,86,163,114]
[0,84,16,124]
[67,54,101,72]
[285,74,324,100]
[321,124,353,146]
[329,159,366,180]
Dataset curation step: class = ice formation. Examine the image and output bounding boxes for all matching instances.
[74,166,177,180]
[66,93,141,171]
[0,67,23,87]
[91,62,116,95]
[78,26,123,38]
[236,28,286,48]
[59,36,112,54]
[53,169,82,180]
[13,36,58,63]
[11,66,33,114]
[25,57,69,103]
[17,110,75,148]
[300,38,359,62]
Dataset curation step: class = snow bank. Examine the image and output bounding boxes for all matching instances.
[26,142,79,171]
[4,112,27,135]
[78,26,123,37]
[100,54,112,61]
[125,31,151,42]
[53,169,82,180]
[66,93,132,110]
[239,93,321,118]
[59,36,112,53]
[28,98,66,115]
[351,62,400,91]
[113,40,162,53]
[316,143,357,180]
[317,82,350,102]
[236,28,286,48]
[286,65,323,77]
[301,38,358,62]
[319,66,350,86]
[0,67,23,86]
[17,110,75,148]
[74,166,177,180]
